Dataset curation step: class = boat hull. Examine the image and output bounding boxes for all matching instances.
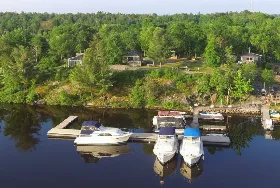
[74,133,132,146]
[182,155,204,167]
[154,152,176,164]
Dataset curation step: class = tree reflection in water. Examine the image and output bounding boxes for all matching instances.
[1,105,42,152]
[228,116,263,155]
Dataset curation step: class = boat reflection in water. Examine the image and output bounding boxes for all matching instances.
[76,145,131,163]
[153,154,178,185]
[180,157,204,184]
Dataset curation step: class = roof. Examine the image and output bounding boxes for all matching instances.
[159,127,175,135]
[241,53,262,57]
[184,128,200,137]
[82,121,102,128]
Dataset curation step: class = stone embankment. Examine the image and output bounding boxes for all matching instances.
[193,105,261,115]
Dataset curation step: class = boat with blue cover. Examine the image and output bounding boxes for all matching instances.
[74,121,132,145]
[153,127,178,164]
[180,127,204,166]
[269,110,280,118]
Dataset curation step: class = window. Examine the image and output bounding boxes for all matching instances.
[98,133,112,136]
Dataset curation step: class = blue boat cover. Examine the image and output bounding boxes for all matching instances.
[184,128,200,137]
[159,127,175,135]
[82,121,102,128]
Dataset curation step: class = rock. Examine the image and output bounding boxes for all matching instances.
[35,99,46,105]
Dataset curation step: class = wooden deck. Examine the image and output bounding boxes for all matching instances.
[55,116,78,129]
[47,114,230,146]
[48,131,230,146]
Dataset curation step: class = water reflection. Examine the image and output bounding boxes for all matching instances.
[76,145,131,163]
[1,105,43,152]
[153,154,178,185]
[228,116,263,155]
[180,157,204,183]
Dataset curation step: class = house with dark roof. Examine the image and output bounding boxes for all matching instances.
[123,50,144,66]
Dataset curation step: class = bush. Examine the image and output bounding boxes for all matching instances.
[129,80,146,108]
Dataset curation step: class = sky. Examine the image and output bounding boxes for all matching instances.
[0,0,280,14]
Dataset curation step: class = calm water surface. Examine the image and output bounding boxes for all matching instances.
[0,104,279,188]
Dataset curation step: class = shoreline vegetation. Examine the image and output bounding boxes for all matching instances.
[0,11,278,111]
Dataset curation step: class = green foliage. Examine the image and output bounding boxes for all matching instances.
[210,69,228,97]
[162,101,182,110]
[59,90,74,106]
[197,74,210,96]
[129,80,145,108]
[70,39,113,96]
[261,69,275,87]
[225,46,236,65]
[147,27,171,66]
[232,70,254,100]
[1,11,280,107]
[240,63,260,82]
[203,35,221,67]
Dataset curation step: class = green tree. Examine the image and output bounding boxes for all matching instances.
[232,70,253,102]
[147,27,171,67]
[196,74,211,102]
[261,69,275,87]
[210,69,228,104]
[129,80,145,108]
[139,25,155,56]
[203,35,221,67]
[70,39,112,97]
[49,25,76,59]
[225,46,236,65]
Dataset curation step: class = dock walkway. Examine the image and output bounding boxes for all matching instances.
[47,114,230,146]
[55,116,78,129]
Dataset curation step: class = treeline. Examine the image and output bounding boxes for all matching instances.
[0,11,277,105]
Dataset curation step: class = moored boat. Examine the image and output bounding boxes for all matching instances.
[74,121,132,145]
[153,111,187,132]
[180,127,204,166]
[199,112,224,121]
[153,127,178,164]
[270,110,280,118]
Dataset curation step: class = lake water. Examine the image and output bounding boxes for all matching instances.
[0,104,279,188]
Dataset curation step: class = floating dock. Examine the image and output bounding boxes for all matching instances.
[54,116,78,129]
[47,115,230,146]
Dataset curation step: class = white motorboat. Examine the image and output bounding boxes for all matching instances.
[153,127,178,164]
[199,112,224,121]
[74,121,132,145]
[180,128,204,166]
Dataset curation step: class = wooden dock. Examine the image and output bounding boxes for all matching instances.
[55,116,78,129]
[47,115,230,146]
[48,131,230,146]
[47,116,78,137]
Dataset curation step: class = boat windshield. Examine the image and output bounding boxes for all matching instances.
[159,135,175,139]
[185,136,200,142]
